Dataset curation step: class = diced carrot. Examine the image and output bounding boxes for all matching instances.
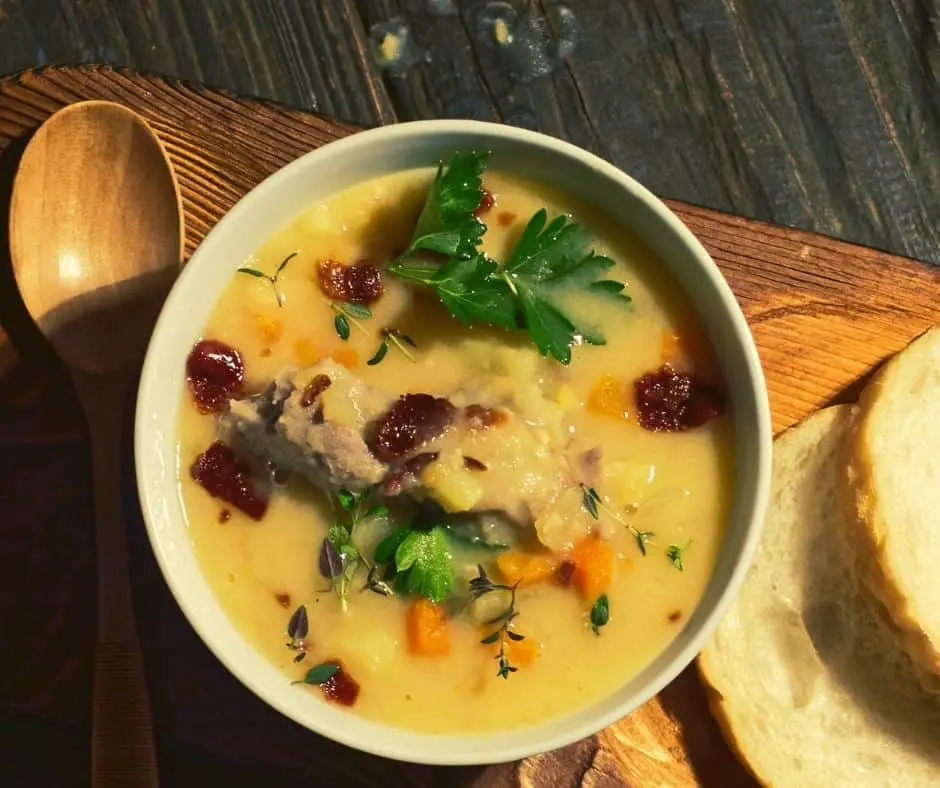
[586,374,630,421]
[482,628,541,667]
[661,331,681,362]
[496,551,559,588]
[331,347,359,369]
[293,338,321,366]
[255,313,283,343]
[406,598,451,656]
[570,537,615,600]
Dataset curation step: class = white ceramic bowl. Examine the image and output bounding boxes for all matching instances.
[136,119,772,766]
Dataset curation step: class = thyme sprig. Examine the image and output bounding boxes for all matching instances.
[328,301,373,341]
[317,488,388,610]
[470,565,526,679]
[237,251,297,308]
[367,328,418,366]
[580,484,655,557]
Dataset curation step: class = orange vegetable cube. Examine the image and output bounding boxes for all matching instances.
[482,628,541,667]
[496,551,559,588]
[293,338,321,366]
[406,598,451,656]
[331,347,359,369]
[570,537,615,600]
[586,374,630,421]
[255,313,283,343]
[661,331,681,362]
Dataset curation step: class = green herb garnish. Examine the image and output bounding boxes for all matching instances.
[388,152,628,364]
[470,565,525,679]
[319,488,387,610]
[285,604,309,662]
[293,662,340,686]
[581,483,655,557]
[393,526,454,603]
[398,150,489,260]
[237,251,297,308]
[581,484,601,519]
[329,301,372,341]
[633,529,654,556]
[367,328,418,366]
[590,593,610,635]
[666,540,691,571]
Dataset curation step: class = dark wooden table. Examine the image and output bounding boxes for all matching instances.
[1,2,937,786]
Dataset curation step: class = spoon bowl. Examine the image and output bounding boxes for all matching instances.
[9,100,183,787]
[10,100,182,371]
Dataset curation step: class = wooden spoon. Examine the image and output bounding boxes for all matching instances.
[9,100,183,787]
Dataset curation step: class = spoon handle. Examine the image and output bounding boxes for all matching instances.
[77,373,159,788]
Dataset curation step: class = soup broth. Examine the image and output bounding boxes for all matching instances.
[177,164,732,733]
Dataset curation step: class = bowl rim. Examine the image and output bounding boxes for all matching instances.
[135,118,772,766]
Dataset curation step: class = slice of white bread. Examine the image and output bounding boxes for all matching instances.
[698,406,940,788]
[845,326,940,676]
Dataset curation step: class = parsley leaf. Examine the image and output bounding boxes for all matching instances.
[402,150,490,260]
[503,209,616,363]
[666,540,691,571]
[393,526,454,603]
[590,593,610,635]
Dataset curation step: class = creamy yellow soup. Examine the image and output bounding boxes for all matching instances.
[177,168,732,733]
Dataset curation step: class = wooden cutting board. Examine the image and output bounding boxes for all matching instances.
[1,66,938,787]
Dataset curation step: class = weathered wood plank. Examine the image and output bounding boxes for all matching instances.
[0,1,938,263]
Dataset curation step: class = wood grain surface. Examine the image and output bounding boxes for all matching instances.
[1,66,939,787]
[0,1,938,265]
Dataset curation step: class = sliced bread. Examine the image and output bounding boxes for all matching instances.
[698,406,940,788]
[844,326,940,676]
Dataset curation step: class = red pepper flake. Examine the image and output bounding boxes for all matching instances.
[190,442,268,520]
[463,403,508,430]
[668,610,683,623]
[634,365,724,432]
[320,659,361,706]
[218,508,232,524]
[554,560,576,588]
[369,394,455,462]
[185,339,245,413]
[317,259,384,305]
[275,592,291,608]
[497,211,516,227]
[474,189,496,217]
[300,374,332,408]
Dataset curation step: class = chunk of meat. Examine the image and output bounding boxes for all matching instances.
[221,359,601,550]
[221,360,393,491]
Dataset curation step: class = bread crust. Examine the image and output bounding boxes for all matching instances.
[843,326,940,678]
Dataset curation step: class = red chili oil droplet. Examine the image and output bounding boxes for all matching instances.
[320,659,360,706]
[668,610,683,623]
[190,442,268,520]
[218,508,232,524]
[186,339,245,413]
[370,394,455,462]
[634,365,724,432]
[275,592,291,608]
